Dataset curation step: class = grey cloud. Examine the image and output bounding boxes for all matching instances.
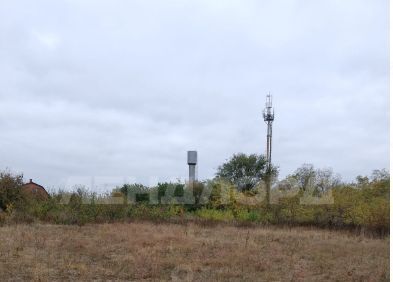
[0,0,388,189]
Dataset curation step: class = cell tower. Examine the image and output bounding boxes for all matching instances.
[263,93,274,169]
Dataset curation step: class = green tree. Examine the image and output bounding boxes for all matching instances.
[216,153,277,191]
[290,164,341,194]
[292,164,316,191]
[119,183,148,197]
[0,170,24,211]
[118,183,149,203]
[314,168,341,194]
[355,175,369,187]
[192,181,205,205]
[155,182,186,204]
[370,169,389,183]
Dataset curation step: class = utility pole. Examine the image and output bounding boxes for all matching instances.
[263,93,274,206]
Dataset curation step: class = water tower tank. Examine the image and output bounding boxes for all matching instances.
[187,151,197,165]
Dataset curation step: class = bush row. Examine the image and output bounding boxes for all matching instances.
[0,176,389,236]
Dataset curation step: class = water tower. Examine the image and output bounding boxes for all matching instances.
[187,151,197,183]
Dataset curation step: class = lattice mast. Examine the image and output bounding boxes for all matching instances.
[263,93,274,169]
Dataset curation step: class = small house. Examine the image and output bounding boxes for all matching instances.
[21,179,50,200]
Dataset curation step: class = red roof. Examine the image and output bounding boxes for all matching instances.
[21,179,49,200]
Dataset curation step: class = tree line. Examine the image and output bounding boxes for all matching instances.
[0,153,389,236]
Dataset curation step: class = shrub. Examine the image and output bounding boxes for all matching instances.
[118,183,149,203]
[232,207,261,222]
[195,208,234,222]
[1,169,387,236]
[0,170,24,211]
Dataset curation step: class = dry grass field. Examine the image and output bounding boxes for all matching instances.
[0,222,389,281]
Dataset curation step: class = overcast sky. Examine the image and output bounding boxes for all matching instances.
[0,0,389,191]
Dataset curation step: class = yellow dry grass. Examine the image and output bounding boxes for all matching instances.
[0,222,389,281]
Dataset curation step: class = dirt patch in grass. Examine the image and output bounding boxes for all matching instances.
[0,222,389,281]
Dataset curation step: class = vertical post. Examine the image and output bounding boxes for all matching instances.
[187,151,197,185]
[189,164,196,183]
[263,94,274,206]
